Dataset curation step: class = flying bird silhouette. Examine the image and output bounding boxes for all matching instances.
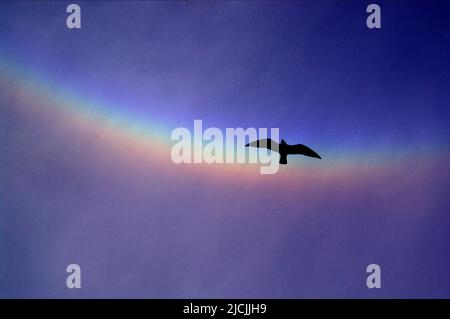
[245,139,321,164]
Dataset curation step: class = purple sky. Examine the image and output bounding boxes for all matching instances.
[0,1,449,298]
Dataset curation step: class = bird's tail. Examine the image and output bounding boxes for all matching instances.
[279,153,287,165]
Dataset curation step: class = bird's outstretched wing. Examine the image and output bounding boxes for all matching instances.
[245,139,279,152]
[288,144,321,159]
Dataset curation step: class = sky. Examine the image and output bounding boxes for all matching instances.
[0,0,449,298]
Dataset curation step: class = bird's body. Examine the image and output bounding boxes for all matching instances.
[245,139,321,164]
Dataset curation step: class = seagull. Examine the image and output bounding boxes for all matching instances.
[245,139,321,164]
